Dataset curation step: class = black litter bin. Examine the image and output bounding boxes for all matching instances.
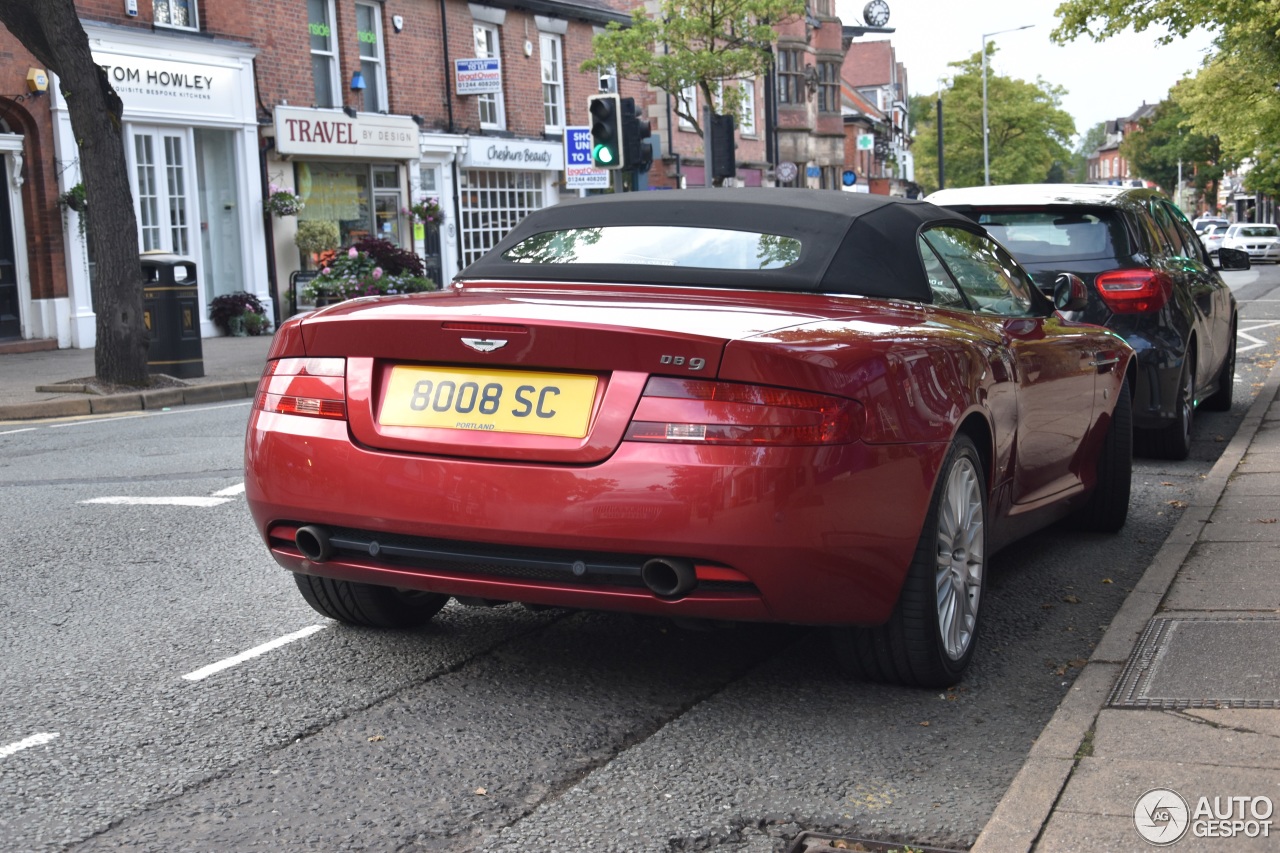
[141,254,205,379]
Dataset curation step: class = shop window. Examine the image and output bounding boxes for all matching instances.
[473,24,505,130]
[458,170,545,267]
[777,49,804,105]
[541,33,564,133]
[294,163,407,249]
[356,2,387,113]
[154,0,198,30]
[309,0,340,109]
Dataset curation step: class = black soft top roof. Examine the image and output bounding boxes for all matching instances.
[457,188,980,303]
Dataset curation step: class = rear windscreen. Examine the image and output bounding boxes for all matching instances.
[973,210,1126,263]
[502,226,802,270]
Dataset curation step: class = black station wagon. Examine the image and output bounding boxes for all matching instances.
[928,184,1245,460]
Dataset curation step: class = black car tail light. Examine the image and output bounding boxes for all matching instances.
[624,377,863,446]
[1094,268,1174,314]
[254,357,347,420]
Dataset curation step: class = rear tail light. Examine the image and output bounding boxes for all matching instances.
[1094,268,1173,313]
[254,357,347,420]
[625,377,862,446]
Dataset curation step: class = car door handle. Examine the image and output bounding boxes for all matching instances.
[1090,354,1121,371]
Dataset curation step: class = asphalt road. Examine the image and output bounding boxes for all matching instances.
[1,263,1277,852]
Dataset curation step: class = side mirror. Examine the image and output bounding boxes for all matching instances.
[1216,247,1251,271]
[1053,273,1089,313]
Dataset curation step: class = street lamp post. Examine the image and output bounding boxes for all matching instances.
[982,24,1033,186]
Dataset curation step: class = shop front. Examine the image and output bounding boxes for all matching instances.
[51,24,265,346]
[270,106,423,310]
[457,137,563,269]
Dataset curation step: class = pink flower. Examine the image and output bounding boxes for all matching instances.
[322,267,331,275]
[372,267,383,280]
[348,247,358,258]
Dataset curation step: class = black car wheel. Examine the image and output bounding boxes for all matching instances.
[832,434,986,688]
[1202,319,1237,412]
[1141,356,1194,460]
[293,574,449,628]
[1073,377,1132,532]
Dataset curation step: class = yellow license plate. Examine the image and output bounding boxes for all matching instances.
[380,366,599,438]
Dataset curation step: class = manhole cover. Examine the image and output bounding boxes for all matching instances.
[1109,616,1280,709]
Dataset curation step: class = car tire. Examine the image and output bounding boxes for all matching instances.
[1140,356,1194,460]
[293,573,449,628]
[831,434,986,688]
[1073,377,1132,532]
[1202,319,1236,412]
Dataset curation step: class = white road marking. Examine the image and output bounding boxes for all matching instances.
[182,625,327,682]
[80,496,233,507]
[212,483,246,497]
[1237,321,1280,353]
[0,732,59,758]
[0,428,37,435]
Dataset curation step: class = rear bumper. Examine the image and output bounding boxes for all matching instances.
[245,410,948,626]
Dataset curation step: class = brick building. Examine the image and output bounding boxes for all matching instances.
[1087,103,1156,187]
[2,0,886,351]
[840,38,912,195]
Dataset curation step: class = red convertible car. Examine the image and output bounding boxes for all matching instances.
[246,190,1134,687]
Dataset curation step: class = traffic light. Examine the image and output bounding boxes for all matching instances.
[621,98,652,172]
[588,93,625,169]
[710,112,735,179]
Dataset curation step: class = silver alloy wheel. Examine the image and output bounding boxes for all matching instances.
[935,457,984,661]
[1177,363,1194,444]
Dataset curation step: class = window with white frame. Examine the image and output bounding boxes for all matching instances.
[739,78,756,135]
[459,170,545,267]
[154,0,198,30]
[128,127,193,256]
[308,0,340,108]
[474,24,505,130]
[678,84,697,129]
[355,2,387,113]
[541,33,564,132]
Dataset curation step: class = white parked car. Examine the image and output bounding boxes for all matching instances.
[1200,224,1228,256]
[1192,216,1229,234]
[1221,223,1280,263]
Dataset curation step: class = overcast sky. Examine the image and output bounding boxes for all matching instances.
[835,0,1219,138]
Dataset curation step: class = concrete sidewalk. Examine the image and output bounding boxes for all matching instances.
[0,335,272,421]
[974,358,1280,852]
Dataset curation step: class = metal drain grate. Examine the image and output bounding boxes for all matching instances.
[1108,616,1280,709]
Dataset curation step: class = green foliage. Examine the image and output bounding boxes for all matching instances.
[1052,0,1280,196]
[294,220,340,257]
[910,47,1075,194]
[304,246,436,302]
[209,291,267,334]
[582,0,805,137]
[1120,95,1230,207]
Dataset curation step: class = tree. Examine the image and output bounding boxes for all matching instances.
[582,0,804,146]
[1052,0,1280,197]
[909,47,1075,194]
[1120,95,1230,208]
[0,1,149,385]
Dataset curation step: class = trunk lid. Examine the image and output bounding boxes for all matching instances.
[303,284,855,463]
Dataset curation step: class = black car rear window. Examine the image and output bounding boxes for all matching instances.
[971,209,1127,263]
